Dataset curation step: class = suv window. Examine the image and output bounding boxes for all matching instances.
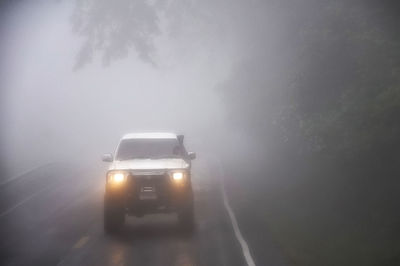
[116,138,183,160]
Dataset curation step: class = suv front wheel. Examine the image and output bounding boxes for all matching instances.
[104,195,125,233]
[178,203,195,232]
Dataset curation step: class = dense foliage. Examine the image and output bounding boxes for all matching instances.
[293,1,400,166]
[221,0,400,170]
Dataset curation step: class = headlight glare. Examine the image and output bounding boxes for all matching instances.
[107,172,127,183]
[113,173,125,182]
[172,172,184,181]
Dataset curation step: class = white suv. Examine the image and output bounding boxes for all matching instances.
[101,132,196,233]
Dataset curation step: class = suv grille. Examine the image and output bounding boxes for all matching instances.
[131,174,170,199]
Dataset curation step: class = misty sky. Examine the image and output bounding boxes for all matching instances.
[0,0,239,176]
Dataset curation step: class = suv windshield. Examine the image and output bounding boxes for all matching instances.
[116,138,182,160]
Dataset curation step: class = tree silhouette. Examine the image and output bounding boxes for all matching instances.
[71,0,160,69]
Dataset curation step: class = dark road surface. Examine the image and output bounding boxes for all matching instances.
[0,158,288,266]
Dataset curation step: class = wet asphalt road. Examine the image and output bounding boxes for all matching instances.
[0,158,288,266]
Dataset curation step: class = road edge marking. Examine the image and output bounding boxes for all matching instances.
[0,182,55,218]
[0,162,53,187]
[216,158,256,266]
[73,236,90,249]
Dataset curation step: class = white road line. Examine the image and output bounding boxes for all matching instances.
[216,159,256,266]
[0,183,54,218]
[73,236,90,249]
[0,162,53,186]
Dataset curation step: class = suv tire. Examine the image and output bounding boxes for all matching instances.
[178,204,195,233]
[104,196,125,234]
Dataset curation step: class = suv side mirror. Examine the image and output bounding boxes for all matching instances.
[188,152,196,160]
[177,135,184,145]
[102,153,113,162]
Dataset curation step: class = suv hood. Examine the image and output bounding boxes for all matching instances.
[109,158,189,171]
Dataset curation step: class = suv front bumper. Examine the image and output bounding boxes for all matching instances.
[105,172,193,216]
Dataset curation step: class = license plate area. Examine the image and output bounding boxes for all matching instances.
[139,185,157,200]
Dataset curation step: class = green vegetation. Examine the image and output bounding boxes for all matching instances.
[229,157,400,265]
[223,1,400,265]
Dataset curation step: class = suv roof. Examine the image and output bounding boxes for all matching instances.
[121,132,178,140]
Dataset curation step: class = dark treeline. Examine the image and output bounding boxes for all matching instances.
[224,0,400,166]
[220,1,400,265]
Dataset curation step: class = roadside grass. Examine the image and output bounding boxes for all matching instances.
[226,161,400,266]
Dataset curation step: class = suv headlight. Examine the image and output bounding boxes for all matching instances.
[170,171,188,184]
[172,172,184,181]
[107,171,128,184]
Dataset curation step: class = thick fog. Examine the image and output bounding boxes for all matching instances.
[2,0,399,175]
[0,0,240,177]
[1,1,400,265]
[1,0,306,177]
